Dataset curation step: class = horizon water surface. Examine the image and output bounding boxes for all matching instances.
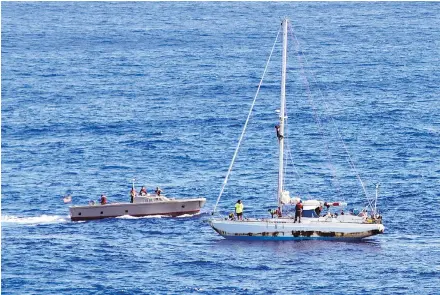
[2,2,440,294]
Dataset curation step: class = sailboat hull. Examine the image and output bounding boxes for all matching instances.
[209,218,384,240]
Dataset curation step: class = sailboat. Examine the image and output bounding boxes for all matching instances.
[209,19,384,240]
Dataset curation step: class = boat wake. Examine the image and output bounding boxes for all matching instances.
[116,214,166,219]
[115,212,203,219]
[176,212,203,218]
[1,214,70,225]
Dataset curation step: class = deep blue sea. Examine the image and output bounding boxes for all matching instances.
[2,2,440,294]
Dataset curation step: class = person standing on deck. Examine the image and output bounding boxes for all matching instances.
[155,187,162,196]
[275,206,282,217]
[294,201,303,223]
[235,200,244,220]
[130,187,137,203]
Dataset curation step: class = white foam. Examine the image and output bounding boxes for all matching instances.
[1,214,69,225]
[116,212,202,219]
[176,212,201,218]
[116,214,164,219]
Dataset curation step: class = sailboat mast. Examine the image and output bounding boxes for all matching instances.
[278,18,288,209]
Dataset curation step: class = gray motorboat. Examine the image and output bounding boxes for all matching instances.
[70,192,206,221]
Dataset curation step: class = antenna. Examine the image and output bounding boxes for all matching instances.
[374,183,380,215]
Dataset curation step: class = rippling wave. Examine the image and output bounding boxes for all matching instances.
[2,2,440,294]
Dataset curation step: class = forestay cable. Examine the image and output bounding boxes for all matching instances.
[212,28,281,215]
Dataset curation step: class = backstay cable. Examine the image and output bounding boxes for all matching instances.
[288,23,375,211]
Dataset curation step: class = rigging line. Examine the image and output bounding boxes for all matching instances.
[288,25,371,208]
[283,85,310,199]
[287,25,342,198]
[291,30,345,201]
[283,117,310,198]
[287,24,344,201]
[212,28,281,214]
[284,142,303,197]
[288,23,374,210]
[283,80,314,200]
[283,135,288,198]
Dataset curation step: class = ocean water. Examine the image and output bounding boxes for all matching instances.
[2,2,440,294]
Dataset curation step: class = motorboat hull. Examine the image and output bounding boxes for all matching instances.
[209,218,384,240]
[70,198,206,221]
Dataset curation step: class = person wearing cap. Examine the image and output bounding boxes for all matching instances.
[235,200,244,220]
